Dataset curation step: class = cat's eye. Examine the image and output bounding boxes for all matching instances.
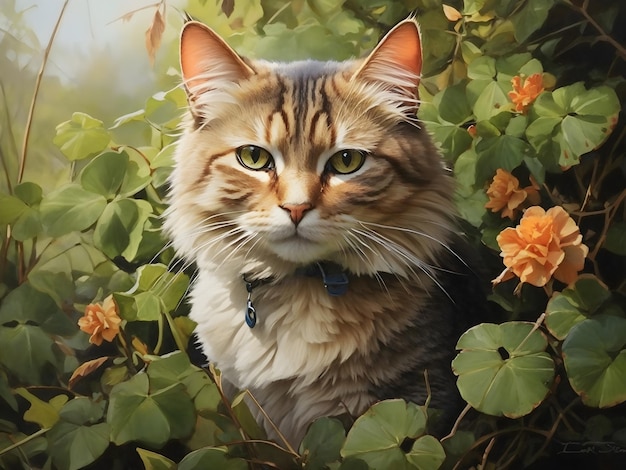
[326,150,366,175]
[236,145,274,171]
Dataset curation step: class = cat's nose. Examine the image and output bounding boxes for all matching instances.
[280,203,313,225]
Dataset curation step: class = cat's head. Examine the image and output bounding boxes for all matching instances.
[165,19,456,278]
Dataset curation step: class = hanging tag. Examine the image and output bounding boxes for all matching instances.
[245,299,257,328]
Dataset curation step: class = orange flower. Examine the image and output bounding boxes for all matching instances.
[493,206,588,287]
[78,295,121,346]
[485,169,540,219]
[509,73,544,113]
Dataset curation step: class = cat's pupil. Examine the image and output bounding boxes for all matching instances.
[341,151,352,167]
[251,147,262,163]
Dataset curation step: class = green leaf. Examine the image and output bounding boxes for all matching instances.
[14,388,64,428]
[527,84,620,167]
[605,222,626,255]
[545,275,614,340]
[405,435,447,470]
[107,373,195,447]
[563,315,626,408]
[59,397,106,425]
[341,399,442,470]
[93,198,152,260]
[53,112,111,161]
[48,420,110,470]
[0,325,62,384]
[469,80,510,121]
[453,322,555,417]
[178,447,248,470]
[137,448,177,470]
[300,418,345,470]
[14,182,43,206]
[0,282,75,336]
[0,193,28,224]
[475,135,532,185]
[0,371,18,411]
[80,150,129,198]
[511,0,555,43]
[118,148,152,197]
[40,184,107,237]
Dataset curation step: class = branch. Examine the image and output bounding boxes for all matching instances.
[18,0,69,184]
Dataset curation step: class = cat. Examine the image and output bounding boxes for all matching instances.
[164,18,488,446]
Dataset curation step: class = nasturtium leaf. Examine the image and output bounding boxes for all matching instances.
[435,83,473,125]
[136,448,177,470]
[562,315,626,408]
[11,206,42,241]
[53,112,111,161]
[48,420,110,470]
[80,150,129,199]
[135,264,190,313]
[469,80,510,121]
[341,399,443,470]
[40,184,107,237]
[405,435,446,470]
[178,447,248,470]
[107,373,195,447]
[545,275,615,340]
[300,417,345,470]
[0,371,18,411]
[453,322,554,418]
[93,198,152,260]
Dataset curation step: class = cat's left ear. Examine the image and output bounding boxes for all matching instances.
[352,19,422,110]
[179,21,254,103]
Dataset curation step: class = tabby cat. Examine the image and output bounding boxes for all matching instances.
[164,18,487,446]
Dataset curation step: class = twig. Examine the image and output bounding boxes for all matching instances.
[442,403,472,441]
[18,0,70,184]
[0,427,50,456]
[566,0,626,61]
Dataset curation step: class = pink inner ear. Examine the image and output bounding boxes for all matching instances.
[380,21,422,79]
[353,20,423,93]
[180,22,253,93]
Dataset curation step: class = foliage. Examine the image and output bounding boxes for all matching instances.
[1,0,626,469]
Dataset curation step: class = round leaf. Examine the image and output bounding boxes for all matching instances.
[545,275,613,340]
[53,112,111,161]
[562,315,626,408]
[300,417,346,469]
[80,150,129,198]
[48,421,110,470]
[453,322,554,418]
[107,373,195,447]
[40,184,107,237]
[341,399,436,470]
[178,447,248,470]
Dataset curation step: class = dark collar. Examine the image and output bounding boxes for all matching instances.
[242,261,349,328]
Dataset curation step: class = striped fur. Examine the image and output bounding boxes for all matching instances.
[165,19,483,445]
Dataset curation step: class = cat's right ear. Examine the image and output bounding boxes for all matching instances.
[180,21,254,104]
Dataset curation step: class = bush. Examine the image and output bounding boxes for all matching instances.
[1,1,625,468]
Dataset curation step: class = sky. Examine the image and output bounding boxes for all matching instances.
[12,0,184,87]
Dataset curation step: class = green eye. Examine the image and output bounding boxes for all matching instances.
[236,145,274,171]
[326,149,366,175]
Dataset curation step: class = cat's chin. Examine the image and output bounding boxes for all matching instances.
[268,236,336,265]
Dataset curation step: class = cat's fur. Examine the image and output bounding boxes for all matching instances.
[165,19,486,446]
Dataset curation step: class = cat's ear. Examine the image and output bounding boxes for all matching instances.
[352,19,422,109]
[180,21,254,101]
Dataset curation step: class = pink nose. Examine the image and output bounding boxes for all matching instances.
[280,203,313,225]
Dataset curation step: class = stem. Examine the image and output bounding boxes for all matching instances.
[0,427,50,456]
[17,0,70,184]
[566,0,626,61]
